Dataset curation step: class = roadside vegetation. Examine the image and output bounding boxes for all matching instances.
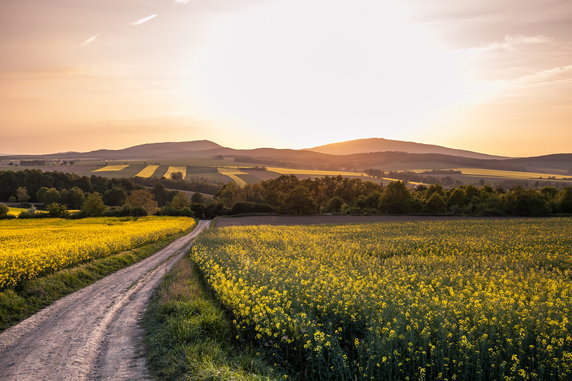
[144,256,281,381]
[191,219,572,380]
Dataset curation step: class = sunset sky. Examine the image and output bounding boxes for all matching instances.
[1,0,571,156]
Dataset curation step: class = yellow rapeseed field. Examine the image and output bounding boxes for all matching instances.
[192,219,572,380]
[164,166,187,179]
[135,164,160,178]
[267,166,369,177]
[0,217,195,289]
[217,167,249,187]
[92,164,129,172]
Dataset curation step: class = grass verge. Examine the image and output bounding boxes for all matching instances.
[144,255,282,381]
[0,229,191,332]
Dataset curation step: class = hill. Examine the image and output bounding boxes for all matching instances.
[307,138,505,160]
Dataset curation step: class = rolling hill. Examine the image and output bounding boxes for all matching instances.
[307,138,505,160]
[1,138,570,175]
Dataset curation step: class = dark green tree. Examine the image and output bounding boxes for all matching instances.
[81,193,107,217]
[47,202,69,218]
[103,187,127,206]
[379,181,413,214]
[424,192,447,214]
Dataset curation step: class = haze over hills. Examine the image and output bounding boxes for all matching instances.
[1,138,570,174]
[308,138,506,160]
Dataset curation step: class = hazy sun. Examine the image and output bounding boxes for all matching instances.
[187,0,482,147]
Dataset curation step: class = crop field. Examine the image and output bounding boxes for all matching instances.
[163,166,187,180]
[217,167,249,187]
[92,164,130,172]
[135,165,160,178]
[0,217,196,289]
[192,219,572,380]
[450,168,571,181]
[267,166,370,177]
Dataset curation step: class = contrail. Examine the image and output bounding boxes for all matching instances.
[81,33,100,47]
[132,14,157,26]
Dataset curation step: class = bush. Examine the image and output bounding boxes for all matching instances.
[46,203,69,218]
[0,203,8,218]
[230,202,275,215]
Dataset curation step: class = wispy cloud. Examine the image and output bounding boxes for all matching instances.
[174,0,191,3]
[512,64,572,88]
[132,14,157,26]
[81,33,100,47]
[462,34,551,55]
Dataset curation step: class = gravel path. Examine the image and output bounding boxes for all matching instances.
[0,220,211,381]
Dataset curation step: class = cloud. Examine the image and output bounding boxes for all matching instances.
[132,14,157,26]
[174,0,191,3]
[462,34,551,55]
[81,33,100,47]
[512,64,572,88]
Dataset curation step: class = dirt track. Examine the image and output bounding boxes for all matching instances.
[215,215,486,227]
[0,220,210,381]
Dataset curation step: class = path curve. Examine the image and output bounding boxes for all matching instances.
[0,220,211,381]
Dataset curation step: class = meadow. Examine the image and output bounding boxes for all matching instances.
[192,219,572,380]
[0,217,196,289]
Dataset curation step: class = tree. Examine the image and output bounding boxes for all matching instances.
[0,203,8,217]
[47,202,69,218]
[103,187,127,206]
[16,187,30,202]
[152,184,170,206]
[38,188,61,205]
[81,193,107,217]
[61,187,86,209]
[323,196,344,213]
[556,187,572,213]
[283,186,317,215]
[191,192,204,204]
[424,193,447,214]
[379,181,413,214]
[125,189,159,215]
[171,172,183,181]
[170,192,190,210]
[503,188,550,216]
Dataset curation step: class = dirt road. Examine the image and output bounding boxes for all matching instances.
[0,219,211,381]
[214,215,491,227]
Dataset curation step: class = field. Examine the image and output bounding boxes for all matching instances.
[92,164,130,172]
[267,166,370,177]
[164,165,187,179]
[135,164,159,178]
[217,167,250,187]
[0,217,196,289]
[192,218,572,380]
[5,158,572,190]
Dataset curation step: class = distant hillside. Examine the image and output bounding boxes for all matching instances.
[2,139,570,174]
[308,138,506,160]
[18,140,225,160]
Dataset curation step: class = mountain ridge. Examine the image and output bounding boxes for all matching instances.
[307,138,506,160]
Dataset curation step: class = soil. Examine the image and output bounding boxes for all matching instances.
[214,215,481,227]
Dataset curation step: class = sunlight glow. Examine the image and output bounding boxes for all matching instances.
[187,0,486,147]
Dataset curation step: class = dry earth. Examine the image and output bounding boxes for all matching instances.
[214,215,489,227]
[0,220,210,381]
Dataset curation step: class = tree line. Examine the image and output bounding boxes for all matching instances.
[211,175,572,217]
[1,170,571,219]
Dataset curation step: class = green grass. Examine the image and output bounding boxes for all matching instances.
[0,229,191,332]
[144,256,282,381]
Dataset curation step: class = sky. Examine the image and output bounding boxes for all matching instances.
[0,0,571,156]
